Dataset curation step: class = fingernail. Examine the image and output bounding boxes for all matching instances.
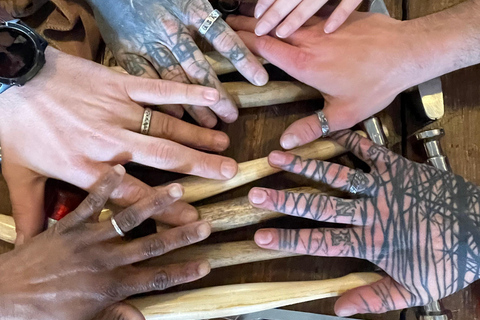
[255,230,273,245]
[15,232,24,246]
[113,164,126,175]
[255,21,270,36]
[324,20,338,34]
[254,70,269,86]
[214,134,229,149]
[224,111,238,123]
[196,222,211,238]
[204,89,219,101]
[336,307,358,317]
[269,151,287,166]
[181,207,199,223]
[168,184,184,198]
[250,188,267,204]
[276,25,291,38]
[255,4,267,18]
[221,160,238,179]
[197,261,211,276]
[281,134,300,149]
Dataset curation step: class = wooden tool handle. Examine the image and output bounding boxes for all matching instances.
[223,81,322,109]
[175,136,357,203]
[205,51,269,76]
[0,214,15,244]
[198,187,318,232]
[128,272,383,320]
[142,240,300,269]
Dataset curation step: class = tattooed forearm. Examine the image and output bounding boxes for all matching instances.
[250,130,480,314]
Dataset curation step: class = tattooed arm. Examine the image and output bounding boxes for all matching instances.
[83,0,268,128]
[228,0,480,148]
[248,130,480,316]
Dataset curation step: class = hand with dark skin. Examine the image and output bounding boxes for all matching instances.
[248,130,480,316]
[85,0,269,128]
[227,0,480,148]
[0,165,212,320]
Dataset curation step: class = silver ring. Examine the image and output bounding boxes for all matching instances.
[110,216,125,237]
[141,107,152,135]
[315,110,330,137]
[349,172,359,194]
[199,9,222,36]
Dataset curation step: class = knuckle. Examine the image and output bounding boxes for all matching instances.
[179,229,197,245]
[291,50,312,71]
[152,142,176,167]
[142,237,167,258]
[85,192,106,211]
[157,114,175,137]
[117,208,139,231]
[155,81,172,98]
[151,271,171,291]
[102,282,123,299]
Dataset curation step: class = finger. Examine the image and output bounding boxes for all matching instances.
[255,0,276,18]
[324,0,362,34]
[94,302,145,320]
[100,184,184,239]
[126,109,230,152]
[276,0,329,38]
[335,276,416,316]
[112,221,211,265]
[152,200,199,226]
[254,0,302,36]
[61,165,125,228]
[266,151,376,195]
[227,15,258,33]
[127,132,238,180]
[4,166,46,245]
[118,260,210,296]
[255,227,364,258]
[248,188,366,225]
[122,75,220,107]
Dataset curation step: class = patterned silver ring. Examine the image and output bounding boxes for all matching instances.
[199,9,222,36]
[349,172,359,194]
[110,216,125,237]
[141,107,153,135]
[315,109,330,137]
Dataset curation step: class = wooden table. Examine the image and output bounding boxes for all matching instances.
[1,0,479,319]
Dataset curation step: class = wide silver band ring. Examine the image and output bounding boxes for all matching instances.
[315,109,330,137]
[141,107,153,135]
[199,9,222,36]
[349,172,359,195]
[111,216,125,237]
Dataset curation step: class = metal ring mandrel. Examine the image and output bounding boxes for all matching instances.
[141,107,152,135]
[199,9,222,36]
[218,0,241,13]
[315,109,330,137]
[415,128,451,172]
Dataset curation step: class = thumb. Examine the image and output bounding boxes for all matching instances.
[94,302,145,320]
[279,102,356,149]
[4,165,46,245]
[334,276,416,316]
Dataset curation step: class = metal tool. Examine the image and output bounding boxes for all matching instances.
[415,129,451,172]
[214,308,350,320]
[363,117,387,146]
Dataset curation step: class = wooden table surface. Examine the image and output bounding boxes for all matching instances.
[1,0,480,319]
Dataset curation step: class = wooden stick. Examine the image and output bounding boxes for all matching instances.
[174,134,365,204]
[223,81,321,109]
[143,240,299,269]
[204,51,269,76]
[128,272,383,320]
[0,214,15,244]
[198,187,318,232]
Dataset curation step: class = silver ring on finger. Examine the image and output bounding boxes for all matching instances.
[111,216,125,237]
[199,9,222,36]
[315,109,330,137]
[141,107,153,135]
[348,171,359,195]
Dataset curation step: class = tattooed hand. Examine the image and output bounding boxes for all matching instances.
[248,130,480,316]
[86,0,268,127]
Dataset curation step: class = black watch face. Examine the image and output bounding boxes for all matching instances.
[0,28,36,79]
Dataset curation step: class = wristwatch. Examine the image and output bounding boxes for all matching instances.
[0,19,48,94]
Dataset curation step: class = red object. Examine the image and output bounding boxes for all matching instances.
[44,179,88,225]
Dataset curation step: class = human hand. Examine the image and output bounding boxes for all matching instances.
[228,12,433,149]
[0,47,237,242]
[254,0,362,37]
[86,0,268,128]
[0,166,212,320]
[247,130,480,316]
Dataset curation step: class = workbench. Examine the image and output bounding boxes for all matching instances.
[1,0,479,319]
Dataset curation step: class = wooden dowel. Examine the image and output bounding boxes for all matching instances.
[0,214,15,244]
[174,134,364,204]
[142,240,300,269]
[224,81,322,108]
[128,272,383,320]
